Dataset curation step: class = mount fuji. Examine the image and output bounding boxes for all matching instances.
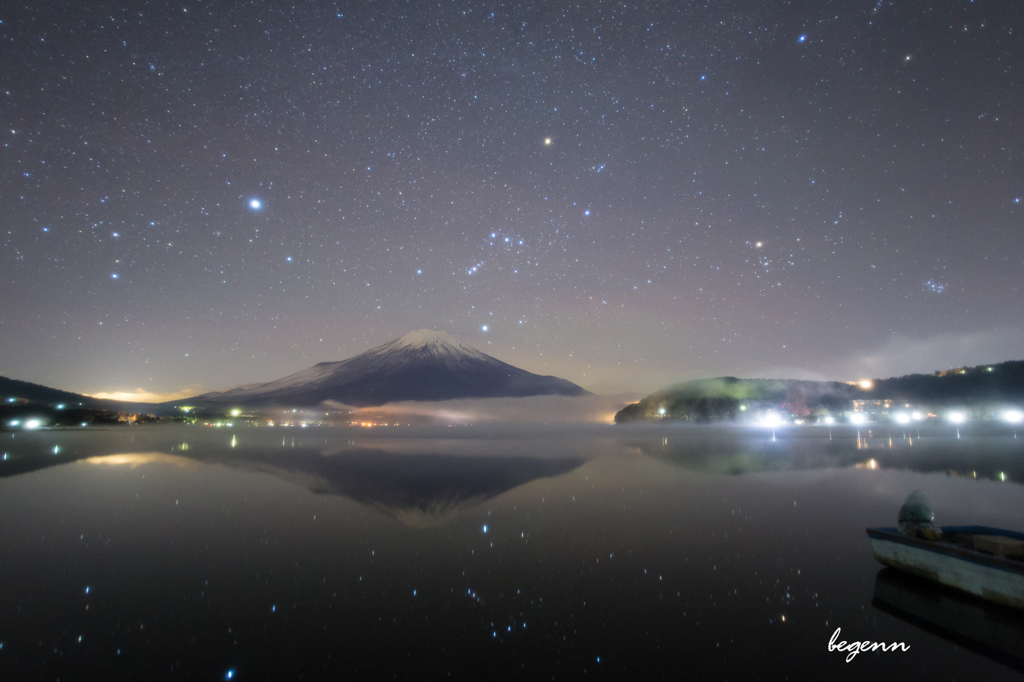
[183,329,590,407]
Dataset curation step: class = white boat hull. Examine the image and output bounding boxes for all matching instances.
[867,527,1024,610]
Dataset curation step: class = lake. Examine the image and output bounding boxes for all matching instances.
[1,423,1022,680]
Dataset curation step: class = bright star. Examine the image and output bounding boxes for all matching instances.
[543,137,552,146]
[249,198,262,210]
[481,325,488,332]
[798,35,806,42]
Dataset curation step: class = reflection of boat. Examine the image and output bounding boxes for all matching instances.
[866,526,1024,609]
[872,568,1024,673]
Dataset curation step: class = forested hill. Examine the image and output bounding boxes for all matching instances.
[615,360,1024,423]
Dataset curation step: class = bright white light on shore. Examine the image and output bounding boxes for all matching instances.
[760,412,784,427]
[824,416,835,425]
[1002,409,1024,424]
[858,380,873,390]
[230,409,241,417]
[658,407,666,416]
[24,419,42,430]
[894,412,911,425]
[947,411,967,424]
[911,411,924,421]
[849,413,867,425]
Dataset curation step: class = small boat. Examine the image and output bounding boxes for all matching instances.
[866,525,1024,609]
[872,568,1024,673]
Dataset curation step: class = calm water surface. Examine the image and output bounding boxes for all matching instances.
[1,423,1022,680]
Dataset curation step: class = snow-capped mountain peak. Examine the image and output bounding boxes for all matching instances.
[185,329,589,407]
[374,329,489,363]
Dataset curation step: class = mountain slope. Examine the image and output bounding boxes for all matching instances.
[186,329,590,407]
[0,375,178,414]
[0,375,104,406]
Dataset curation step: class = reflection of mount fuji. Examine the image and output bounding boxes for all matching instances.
[1,440,584,527]
[224,449,584,526]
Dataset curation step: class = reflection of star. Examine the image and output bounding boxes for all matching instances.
[249,198,262,210]
[543,137,552,146]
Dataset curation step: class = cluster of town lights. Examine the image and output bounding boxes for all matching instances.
[6,419,43,430]
[744,407,1023,427]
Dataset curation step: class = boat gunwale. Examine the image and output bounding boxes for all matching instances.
[866,526,1024,574]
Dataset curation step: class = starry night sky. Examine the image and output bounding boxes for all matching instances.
[2,0,1021,399]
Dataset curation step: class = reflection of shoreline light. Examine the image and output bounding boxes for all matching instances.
[85,453,198,469]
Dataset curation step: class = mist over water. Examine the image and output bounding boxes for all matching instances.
[1,424,1022,679]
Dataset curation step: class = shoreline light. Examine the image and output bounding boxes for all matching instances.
[1002,409,1024,424]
